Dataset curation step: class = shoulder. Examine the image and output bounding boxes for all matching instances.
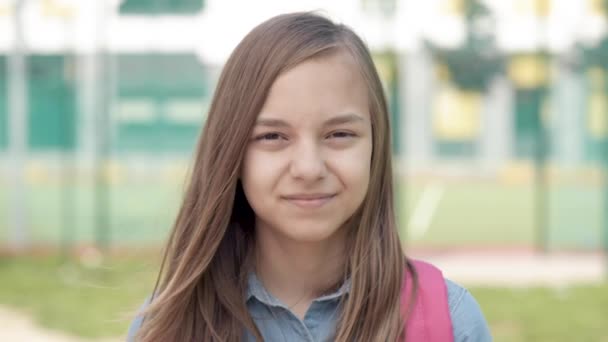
[126,299,149,342]
[445,279,493,342]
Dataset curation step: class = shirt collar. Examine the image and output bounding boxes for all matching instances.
[246,272,351,307]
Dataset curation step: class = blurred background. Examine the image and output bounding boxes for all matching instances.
[0,0,607,341]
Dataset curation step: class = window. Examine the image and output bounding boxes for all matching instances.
[119,0,204,15]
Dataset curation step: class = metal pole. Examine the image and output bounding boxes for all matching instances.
[61,57,76,259]
[603,67,608,279]
[602,0,608,282]
[94,0,110,253]
[533,87,548,254]
[604,119,608,279]
[534,0,549,254]
[8,0,28,251]
[61,151,75,258]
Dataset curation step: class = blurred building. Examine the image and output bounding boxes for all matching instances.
[0,0,607,176]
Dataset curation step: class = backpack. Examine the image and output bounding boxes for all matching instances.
[402,259,454,342]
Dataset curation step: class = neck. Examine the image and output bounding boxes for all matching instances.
[254,224,347,317]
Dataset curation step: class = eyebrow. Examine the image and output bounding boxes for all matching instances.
[255,113,366,128]
[324,113,366,126]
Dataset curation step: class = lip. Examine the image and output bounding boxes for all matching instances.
[282,193,336,208]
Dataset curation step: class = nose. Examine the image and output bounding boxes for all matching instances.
[289,139,327,182]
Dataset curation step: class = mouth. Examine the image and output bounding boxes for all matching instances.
[282,193,337,209]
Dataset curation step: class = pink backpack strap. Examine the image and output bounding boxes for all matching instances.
[401,259,454,342]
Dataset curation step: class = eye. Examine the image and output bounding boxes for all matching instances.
[255,132,285,141]
[327,131,356,139]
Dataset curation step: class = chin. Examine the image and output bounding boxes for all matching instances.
[278,220,345,243]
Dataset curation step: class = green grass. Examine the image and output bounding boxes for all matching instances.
[0,256,607,341]
[399,181,603,249]
[471,286,608,342]
[0,255,158,338]
[0,182,182,244]
[1,179,603,249]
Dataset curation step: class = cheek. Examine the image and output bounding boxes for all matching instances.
[242,151,263,189]
[329,141,372,190]
[240,150,283,198]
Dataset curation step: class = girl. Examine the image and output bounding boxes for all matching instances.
[128,12,491,341]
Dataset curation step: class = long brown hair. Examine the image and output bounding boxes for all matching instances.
[136,12,414,341]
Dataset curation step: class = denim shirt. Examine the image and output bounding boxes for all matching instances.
[127,274,492,341]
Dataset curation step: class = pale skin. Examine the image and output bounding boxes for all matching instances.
[240,51,373,319]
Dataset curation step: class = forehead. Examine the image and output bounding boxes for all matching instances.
[259,51,370,124]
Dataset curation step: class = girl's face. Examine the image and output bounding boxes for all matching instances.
[241,51,372,244]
